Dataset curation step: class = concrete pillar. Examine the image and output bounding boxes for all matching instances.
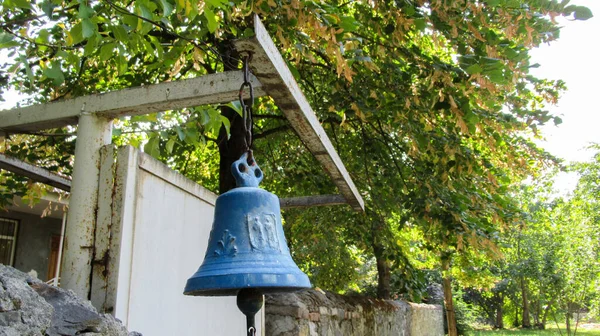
[61,113,112,299]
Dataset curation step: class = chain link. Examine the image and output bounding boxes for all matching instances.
[247,326,256,336]
[238,54,254,151]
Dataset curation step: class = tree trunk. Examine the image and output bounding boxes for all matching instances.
[217,43,249,194]
[541,301,552,328]
[218,104,250,193]
[566,302,573,336]
[495,293,504,329]
[442,258,458,336]
[534,288,544,329]
[521,277,531,328]
[373,242,391,300]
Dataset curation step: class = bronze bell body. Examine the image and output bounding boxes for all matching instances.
[184,152,311,296]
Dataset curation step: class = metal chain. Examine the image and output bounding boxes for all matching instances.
[238,54,254,151]
[247,327,256,336]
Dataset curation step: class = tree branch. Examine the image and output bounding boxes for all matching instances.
[253,125,291,139]
[253,113,286,120]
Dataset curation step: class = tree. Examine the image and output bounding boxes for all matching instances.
[0,2,592,334]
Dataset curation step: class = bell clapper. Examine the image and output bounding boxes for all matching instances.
[237,288,264,336]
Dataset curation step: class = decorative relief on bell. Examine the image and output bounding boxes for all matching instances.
[247,213,280,252]
[214,229,238,257]
[184,152,311,296]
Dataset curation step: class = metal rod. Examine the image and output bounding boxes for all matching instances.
[53,210,67,286]
[246,317,256,336]
[236,289,263,336]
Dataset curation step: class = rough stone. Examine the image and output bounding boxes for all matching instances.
[265,289,443,336]
[0,265,139,336]
[409,303,444,336]
[426,283,444,305]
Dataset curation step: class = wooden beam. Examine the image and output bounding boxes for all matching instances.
[0,71,266,133]
[233,15,365,211]
[280,195,347,209]
[0,153,71,191]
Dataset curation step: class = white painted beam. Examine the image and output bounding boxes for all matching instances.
[0,71,265,133]
[0,153,72,191]
[233,15,365,211]
[280,195,347,209]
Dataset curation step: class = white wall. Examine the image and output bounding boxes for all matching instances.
[107,146,262,336]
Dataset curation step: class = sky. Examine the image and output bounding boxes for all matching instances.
[529,0,600,191]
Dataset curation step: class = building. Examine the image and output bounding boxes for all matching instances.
[1,195,67,284]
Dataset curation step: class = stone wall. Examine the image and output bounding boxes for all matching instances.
[0,265,136,336]
[265,289,443,336]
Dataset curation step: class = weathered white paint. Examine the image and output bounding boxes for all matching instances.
[105,146,262,336]
[0,153,71,191]
[0,71,265,133]
[138,153,217,206]
[280,195,347,208]
[91,145,116,309]
[233,15,364,211]
[61,113,112,299]
[109,146,140,321]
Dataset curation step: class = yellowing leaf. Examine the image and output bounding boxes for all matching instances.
[351,102,365,121]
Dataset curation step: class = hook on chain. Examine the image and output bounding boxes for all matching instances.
[247,326,256,336]
[238,54,254,152]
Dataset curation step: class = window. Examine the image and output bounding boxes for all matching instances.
[0,218,18,266]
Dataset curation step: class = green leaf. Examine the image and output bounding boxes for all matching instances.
[205,0,228,9]
[138,3,154,20]
[166,137,176,153]
[40,0,56,18]
[204,7,218,33]
[465,64,483,75]
[100,42,116,61]
[117,55,128,75]
[12,0,32,9]
[111,25,128,42]
[67,22,84,46]
[18,55,35,89]
[553,116,563,126]
[226,101,243,117]
[175,126,186,141]
[83,34,98,56]
[0,33,19,49]
[574,6,593,20]
[36,29,50,44]
[82,18,96,38]
[487,69,505,84]
[339,16,359,32]
[78,3,94,19]
[414,18,426,31]
[220,116,231,136]
[43,61,65,86]
[159,0,174,17]
[144,135,161,158]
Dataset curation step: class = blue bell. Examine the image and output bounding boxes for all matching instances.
[184,152,311,296]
